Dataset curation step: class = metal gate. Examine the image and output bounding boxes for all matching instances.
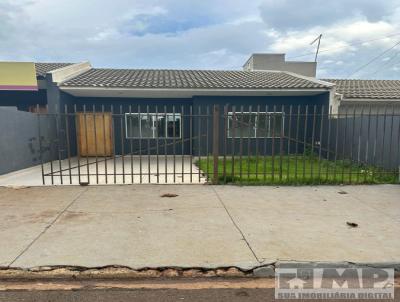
[37,104,400,185]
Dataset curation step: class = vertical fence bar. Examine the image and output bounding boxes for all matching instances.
[325,106,332,182]
[64,105,72,184]
[396,108,400,182]
[380,105,388,178]
[333,107,340,181]
[372,107,380,182]
[47,104,54,185]
[138,105,143,184]
[111,105,116,184]
[147,105,151,183]
[255,105,260,181]
[92,105,99,184]
[54,104,63,185]
[239,105,244,184]
[364,104,372,183]
[388,104,395,176]
[212,104,220,184]
[181,105,185,182]
[74,104,81,184]
[120,105,125,184]
[349,105,356,184]
[156,105,159,184]
[286,105,292,183]
[247,105,252,181]
[164,105,168,183]
[231,106,236,183]
[263,105,268,183]
[198,105,202,182]
[310,105,317,182]
[356,106,364,183]
[325,105,332,181]
[172,105,176,183]
[271,105,276,182]
[102,105,108,184]
[317,106,324,183]
[341,106,349,183]
[189,105,193,183]
[129,105,133,184]
[223,104,228,183]
[206,105,210,183]
[83,105,90,183]
[294,105,300,183]
[302,105,308,183]
[37,104,45,185]
[279,105,284,182]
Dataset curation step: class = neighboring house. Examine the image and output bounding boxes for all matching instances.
[0,62,74,111]
[243,53,317,77]
[322,79,400,114]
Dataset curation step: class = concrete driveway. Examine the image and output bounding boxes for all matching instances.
[0,156,206,186]
[0,184,399,270]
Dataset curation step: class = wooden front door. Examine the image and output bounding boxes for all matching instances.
[76,113,113,156]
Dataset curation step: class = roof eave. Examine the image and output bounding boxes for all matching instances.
[60,86,331,98]
[341,97,400,102]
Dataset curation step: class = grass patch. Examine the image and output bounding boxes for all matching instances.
[196,155,398,185]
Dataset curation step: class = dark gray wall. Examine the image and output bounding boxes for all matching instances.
[0,107,57,175]
[0,90,47,111]
[60,94,194,156]
[327,115,400,170]
[55,92,330,157]
[192,93,330,156]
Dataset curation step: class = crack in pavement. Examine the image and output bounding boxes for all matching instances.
[211,186,261,264]
[7,187,89,268]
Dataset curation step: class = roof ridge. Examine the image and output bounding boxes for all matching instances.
[283,71,335,87]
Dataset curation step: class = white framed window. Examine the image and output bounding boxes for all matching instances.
[227,112,284,138]
[125,113,181,139]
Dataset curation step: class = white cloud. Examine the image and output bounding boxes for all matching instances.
[259,0,396,30]
[0,0,399,79]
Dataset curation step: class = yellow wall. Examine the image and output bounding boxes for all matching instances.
[0,62,37,90]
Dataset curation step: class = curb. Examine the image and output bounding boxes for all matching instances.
[1,262,399,280]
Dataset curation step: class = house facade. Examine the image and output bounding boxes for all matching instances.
[1,54,399,180]
[0,55,348,159]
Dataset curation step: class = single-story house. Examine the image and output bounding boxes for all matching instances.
[0,54,336,157]
[2,53,399,159]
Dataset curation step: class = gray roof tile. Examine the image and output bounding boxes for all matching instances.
[323,79,400,99]
[61,68,330,90]
[35,63,74,78]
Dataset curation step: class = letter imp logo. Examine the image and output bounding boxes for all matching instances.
[275,267,394,299]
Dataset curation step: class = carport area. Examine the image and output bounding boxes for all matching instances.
[0,156,206,186]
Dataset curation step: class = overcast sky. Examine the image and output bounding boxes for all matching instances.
[1,0,400,79]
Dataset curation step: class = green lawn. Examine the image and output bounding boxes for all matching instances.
[196,155,398,185]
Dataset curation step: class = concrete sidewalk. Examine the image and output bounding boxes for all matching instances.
[0,184,399,270]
